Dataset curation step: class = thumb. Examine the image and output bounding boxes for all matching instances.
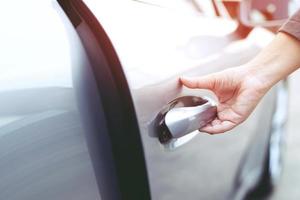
[180,75,216,90]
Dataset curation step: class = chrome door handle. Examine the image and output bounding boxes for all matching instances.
[165,100,217,138]
[156,96,217,144]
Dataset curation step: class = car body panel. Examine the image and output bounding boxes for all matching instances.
[83,0,278,199]
[0,0,284,200]
[0,1,102,199]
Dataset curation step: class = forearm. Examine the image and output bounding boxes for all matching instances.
[245,32,300,90]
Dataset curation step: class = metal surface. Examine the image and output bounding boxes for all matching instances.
[155,96,217,149]
[59,0,151,199]
[0,0,287,199]
[229,81,288,200]
[83,0,279,199]
[271,70,300,200]
[0,1,103,199]
[165,97,217,139]
[269,80,289,186]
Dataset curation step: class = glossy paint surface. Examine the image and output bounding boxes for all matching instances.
[84,0,277,199]
[0,1,101,199]
[0,0,280,199]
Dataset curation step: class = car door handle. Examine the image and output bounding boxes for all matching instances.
[157,96,217,144]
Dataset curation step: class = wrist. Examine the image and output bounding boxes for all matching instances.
[241,64,275,93]
[243,32,300,90]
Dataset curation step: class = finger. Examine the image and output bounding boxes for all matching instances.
[211,119,222,126]
[199,120,236,134]
[180,75,215,90]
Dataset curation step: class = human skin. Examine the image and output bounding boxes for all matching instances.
[180,32,300,134]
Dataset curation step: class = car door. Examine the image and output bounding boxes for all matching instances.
[79,0,279,199]
[1,0,281,200]
[0,1,112,199]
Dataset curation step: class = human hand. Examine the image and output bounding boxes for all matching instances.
[180,67,269,134]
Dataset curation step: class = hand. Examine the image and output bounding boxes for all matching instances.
[180,67,269,134]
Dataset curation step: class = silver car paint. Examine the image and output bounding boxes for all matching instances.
[84,0,278,199]
[0,0,281,200]
[0,1,101,199]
